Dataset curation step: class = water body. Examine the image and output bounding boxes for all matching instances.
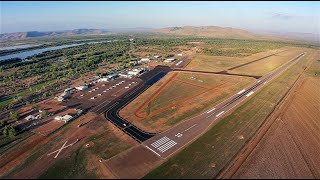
[0,40,115,61]
[0,44,42,51]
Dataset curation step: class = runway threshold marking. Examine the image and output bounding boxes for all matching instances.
[157,140,177,153]
[151,136,170,148]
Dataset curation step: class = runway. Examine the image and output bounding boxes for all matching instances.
[104,52,305,158]
[142,52,305,158]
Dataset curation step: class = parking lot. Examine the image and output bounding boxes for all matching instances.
[60,78,142,113]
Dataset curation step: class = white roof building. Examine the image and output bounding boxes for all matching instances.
[25,115,35,121]
[119,73,132,78]
[127,69,143,76]
[164,58,176,63]
[54,115,73,123]
[139,58,150,63]
[177,53,183,56]
[75,85,89,91]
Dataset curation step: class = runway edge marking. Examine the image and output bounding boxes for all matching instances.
[145,145,161,157]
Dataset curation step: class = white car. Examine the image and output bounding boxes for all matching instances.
[112,85,116,88]
[90,97,95,100]
[102,84,105,87]
[97,94,102,96]
[125,87,129,89]
[103,90,107,92]
[96,87,99,89]
[92,89,96,91]
[128,84,131,86]
[89,90,92,93]
[80,94,84,97]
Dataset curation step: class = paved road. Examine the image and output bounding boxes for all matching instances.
[104,66,171,142]
[142,52,305,158]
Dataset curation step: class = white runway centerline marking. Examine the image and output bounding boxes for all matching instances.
[151,136,170,148]
[246,91,254,97]
[237,89,245,95]
[182,124,197,133]
[216,111,225,117]
[206,107,215,114]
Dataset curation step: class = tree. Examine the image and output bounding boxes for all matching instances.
[41,109,49,117]
[2,126,8,137]
[32,105,40,111]
[9,112,20,121]
[8,126,17,138]
[0,120,7,128]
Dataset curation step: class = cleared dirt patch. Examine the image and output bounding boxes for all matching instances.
[232,76,320,179]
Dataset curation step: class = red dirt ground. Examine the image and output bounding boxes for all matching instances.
[134,72,178,118]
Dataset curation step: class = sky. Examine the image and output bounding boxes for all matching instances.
[1,1,319,34]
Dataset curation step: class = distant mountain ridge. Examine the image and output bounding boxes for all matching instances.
[0,29,109,40]
[155,26,261,40]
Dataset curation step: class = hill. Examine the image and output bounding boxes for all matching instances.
[0,29,109,40]
[156,26,266,40]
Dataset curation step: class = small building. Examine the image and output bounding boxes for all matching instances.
[139,58,150,63]
[107,74,119,80]
[119,73,132,78]
[177,53,183,56]
[129,60,140,65]
[54,114,73,123]
[154,55,161,58]
[25,115,35,121]
[57,96,65,102]
[75,85,89,91]
[98,77,109,82]
[127,68,144,76]
[164,58,176,63]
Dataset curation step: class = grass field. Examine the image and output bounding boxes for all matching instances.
[185,47,288,72]
[143,48,315,178]
[120,72,255,132]
[185,47,304,77]
[229,47,305,76]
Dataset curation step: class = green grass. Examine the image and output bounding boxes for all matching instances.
[143,48,314,179]
[38,148,96,179]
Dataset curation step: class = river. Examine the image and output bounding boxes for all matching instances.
[0,40,115,61]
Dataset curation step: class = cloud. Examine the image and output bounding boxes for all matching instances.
[272,12,296,20]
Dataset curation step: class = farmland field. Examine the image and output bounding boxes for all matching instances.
[120,71,255,132]
[232,55,320,178]
[143,48,316,179]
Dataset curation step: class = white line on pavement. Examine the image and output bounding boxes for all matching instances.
[145,145,161,157]
[216,111,225,117]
